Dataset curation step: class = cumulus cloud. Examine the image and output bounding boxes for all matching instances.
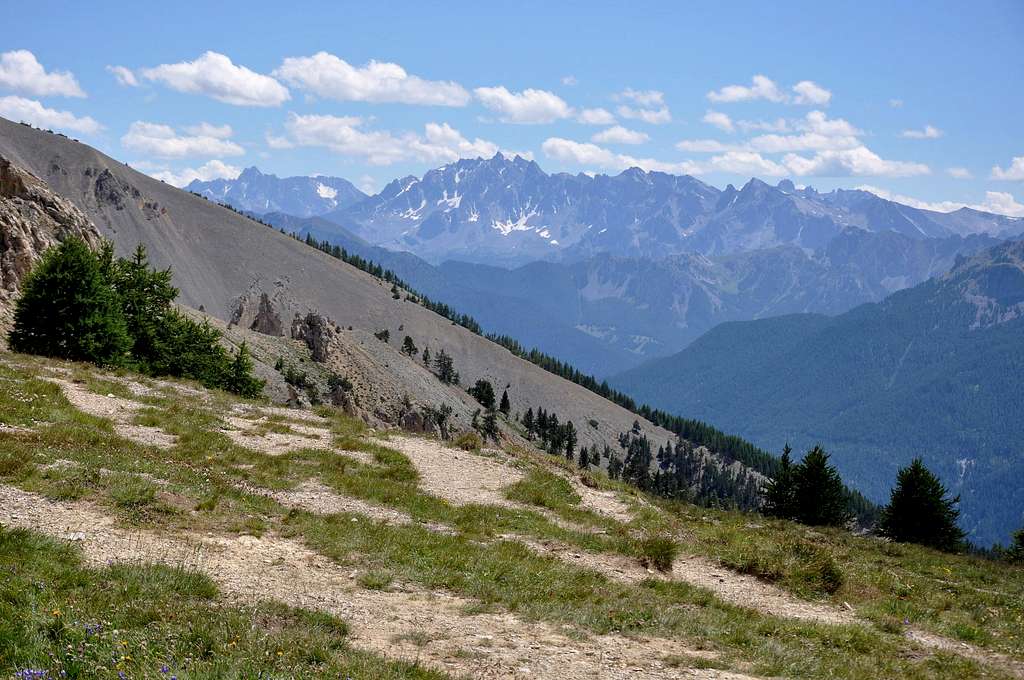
[889,98,904,108]
[702,110,734,133]
[856,185,1024,217]
[142,52,289,107]
[616,104,671,125]
[706,151,788,177]
[901,125,943,139]
[121,121,244,158]
[106,65,138,87]
[0,49,85,97]
[561,75,578,86]
[184,122,233,139]
[474,86,572,124]
[991,156,1024,181]
[791,80,832,105]
[274,52,469,106]
[0,96,100,133]
[591,125,649,145]
[278,113,503,165]
[617,88,665,107]
[576,107,615,125]
[675,139,738,153]
[707,75,785,103]
[782,146,930,177]
[541,137,700,175]
[142,159,242,187]
[737,117,789,133]
[947,167,972,179]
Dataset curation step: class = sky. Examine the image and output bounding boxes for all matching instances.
[2,1,1023,214]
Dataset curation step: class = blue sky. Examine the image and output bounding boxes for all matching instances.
[3,0,1023,213]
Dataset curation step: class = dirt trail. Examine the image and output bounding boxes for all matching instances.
[377,435,525,508]
[0,484,755,680]
[47,377,177,448]
[221,415,332,456]
[238,478,453,534]
[511,536,855,626]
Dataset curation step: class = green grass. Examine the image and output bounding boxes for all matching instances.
[1,353,1021,679]
[0,526,448,679]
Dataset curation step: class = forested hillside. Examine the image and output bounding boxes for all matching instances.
[613,241,1024,546]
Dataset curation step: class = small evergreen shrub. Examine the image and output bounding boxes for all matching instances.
[453,431,482,452]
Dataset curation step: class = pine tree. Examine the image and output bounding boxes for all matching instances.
[107,243,177,370]
[578,446,590,470]
[481,410,499,441]
[422,346,430,366]
[522,407,535,438]
[433,349,459,384]
[563,421,577,460]
[1006,527,1024,564]
[791,446,850,527]
[763,443,797,519]
[469,379,496,410]
[879,458,965,552]
[9,238,130,366]
[499,389,511,415]
[226,342,265,398]
[401,335,418,357]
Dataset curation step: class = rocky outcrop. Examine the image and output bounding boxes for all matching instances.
[0,156,102,328]
[290,312,340,363]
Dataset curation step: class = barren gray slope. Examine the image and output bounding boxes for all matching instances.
[0,116,681,454]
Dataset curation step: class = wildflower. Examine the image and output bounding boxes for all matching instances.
[160,666,169,674]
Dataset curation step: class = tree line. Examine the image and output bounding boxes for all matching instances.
[9,239,264,397]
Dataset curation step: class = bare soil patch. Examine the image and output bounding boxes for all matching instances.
[0,483,754,680]
[48,377,176,448]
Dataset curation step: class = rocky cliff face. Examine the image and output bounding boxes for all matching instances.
[0,155,102,331]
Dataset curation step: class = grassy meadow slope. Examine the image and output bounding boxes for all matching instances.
[0,352,1022,679]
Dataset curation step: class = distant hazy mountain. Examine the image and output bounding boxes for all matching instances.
[315,153,1021,265]
[611,240,1024,546]
[188,166,365,217]
[269,209,999,376]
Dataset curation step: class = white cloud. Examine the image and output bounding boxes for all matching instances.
[576,107,615,125]
[279,113,502,165]
[702,110,734,133]
[121,121,244,158]
[474,86,572,123]
[106,65,138,87]
[707,75,785,103]
[799,110,861,137]
[783,146,930,177]
[617,88,665,107]
[143,159,242,187]
[675,139,738,153]
[591,125,649,145]
[706,151,788,177]
[991,156,1024,181]
[0,50,85,97]
[184,122,233,139]
[856,185,1024,217]
[274,52,469,106]
[616,104,671,125]
[541,137,700,175]
[901,125,943,139]
[737,117,789,133]
[947,167,972,179]
[561,75,578,86]
[356,175,377,194]
[791,80,832,105]
[142,52,289,107]
[265,133,294,150]
[748,132,861,153]
[0,96,100,134]
[889,98,904,108]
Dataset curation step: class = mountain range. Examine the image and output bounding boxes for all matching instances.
[612,241,1024,546]
[191,153,1023,267]
[188,166,365,218]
